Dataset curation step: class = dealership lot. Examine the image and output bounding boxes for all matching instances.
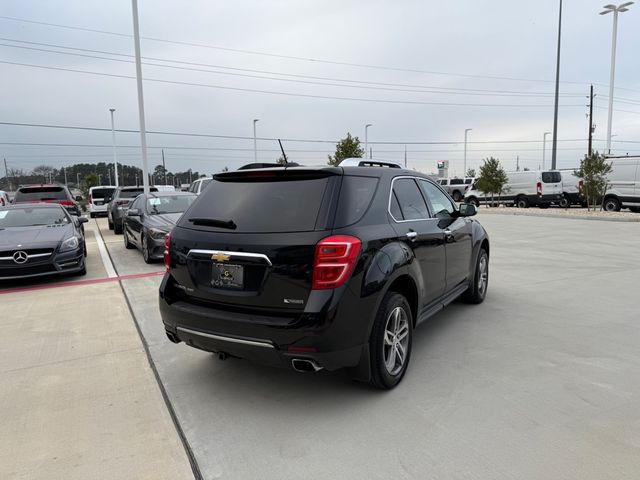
[2,214,640,479]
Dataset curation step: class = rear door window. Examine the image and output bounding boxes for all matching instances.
[334,176,378,227]
[419,180,455,219]
[391,178,429,221]
[542,172,562,183]
[450,178,464,185]
[15,187,68,201]
[91,188,115,199]
[183,176,331,233]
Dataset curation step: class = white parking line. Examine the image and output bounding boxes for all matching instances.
[94,229,118,278]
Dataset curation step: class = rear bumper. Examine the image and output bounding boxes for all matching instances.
[158,273,372,371]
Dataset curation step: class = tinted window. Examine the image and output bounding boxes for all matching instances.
[465,178,473,184]
[438,179,447,185]
[0,207,70,227]
[199,179,212,192]
[130,195,143,210]
[420,180,455,218]
[390,192,403,220]
[185,177,330,233]
[450,178,464,185]
[334,176,378,227]
[541,172,561,183]
[392,178,429,220]
[119,188,157,198]
[147,195,196,214]
[15,187,68,201]
[91,188,115,198]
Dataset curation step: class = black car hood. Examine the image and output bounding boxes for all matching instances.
[0,224,73,249]
[145,213,182,229]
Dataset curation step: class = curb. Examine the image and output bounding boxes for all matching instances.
[477,210,640,223]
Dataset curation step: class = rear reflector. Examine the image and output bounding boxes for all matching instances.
[536,181,542,197]
[312,235,361,290]
[163,233,171,271]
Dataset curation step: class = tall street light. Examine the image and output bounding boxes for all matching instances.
[551,0,563,170]
[76,173,81,186]
[130,0,150,194]
[600,2,633,155]
[542,132,551,169]
[463,128,472,176]
[253,119,260,163]
[109,108,119,187]
[364,124,372,159]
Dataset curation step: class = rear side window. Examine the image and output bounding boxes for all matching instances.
[184,177,330,233]
[391,178,429,221]
[334,176,378,227]
[542,172,561,183]
[450,178,464,185]
[465,178,473,184]
[199,179,212,191]
[15,187,68,201]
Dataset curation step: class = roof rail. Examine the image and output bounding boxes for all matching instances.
[339,158,403,168]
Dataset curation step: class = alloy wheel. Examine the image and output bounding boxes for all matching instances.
[478,254,488,297]
[383,306,410,376]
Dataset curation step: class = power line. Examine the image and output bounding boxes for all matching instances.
[0,14,632,92]
[0,60,587,109]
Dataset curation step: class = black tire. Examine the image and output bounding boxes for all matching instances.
[559,195,570,209]
[108,217,114,230]
[452,191,462,202]
[515,197,529,209]
[142,235,154,264]
[123,229,135,249]
[461,248,489,304]
[603,197,621,212]
[77,258,87,276]
[467,197,480,208]
[83,241,87,257]
[368,292,413,390]
[89,212,95,218]
[114,220,123,235]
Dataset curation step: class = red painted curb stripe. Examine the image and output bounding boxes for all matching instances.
[0,271,165,295]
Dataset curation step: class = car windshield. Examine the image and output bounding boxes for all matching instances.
[0,207,70,227]
[15,187,68,201]
[146,195,196,214]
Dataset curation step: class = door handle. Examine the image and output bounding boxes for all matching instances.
[444,229,454,243]
[405,231,417,242]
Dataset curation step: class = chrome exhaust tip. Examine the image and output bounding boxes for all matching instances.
[291,358,323,373]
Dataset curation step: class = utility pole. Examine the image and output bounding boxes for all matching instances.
[551,0,563,170]
[162,149,168,185]
[131,0,150,194]
[369,147,372,159]
[588,84,594,156]
[189,170,192,184]
[63,167,68,185]
[109,108,119,187]
[107,168,112,185]
[3,158,10,191]
[76,173,81,186]
[516,156,520,171]
[404,145,407,168]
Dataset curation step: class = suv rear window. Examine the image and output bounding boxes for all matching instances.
[541,172,561,183]
[15,187,68,201]
[184,177,330,233]
[334,176,378,228]
[450,178,464,185]
[119,188,157,198]
[91,188,115,198]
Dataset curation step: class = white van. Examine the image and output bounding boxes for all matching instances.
[88,185,116,218]
[464,170,563,208]
[151,185,176,192]
[602,156,640,212]
[559,170,585,207]
[188,177,213,195]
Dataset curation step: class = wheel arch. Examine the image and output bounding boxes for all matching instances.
[385,275,418,327]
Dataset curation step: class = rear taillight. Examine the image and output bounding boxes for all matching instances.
[312,235,361,290]
[59,200,74,206]
[536,181,542,197]
[163,233,171,271]
[88,194,92,203]
[578,180,584,191]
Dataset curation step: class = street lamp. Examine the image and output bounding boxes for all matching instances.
[551,0,564,170]
[542,132,551,169]
[253,119,260,163]
[463,128,472,176]
[600,2,633,155]
[364,124,373,159]
[76,173,81,186]
[109,108,119,187]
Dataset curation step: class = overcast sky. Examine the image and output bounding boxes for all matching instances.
[1,0,639,177]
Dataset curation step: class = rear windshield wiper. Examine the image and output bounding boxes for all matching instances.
[188,217,237,230]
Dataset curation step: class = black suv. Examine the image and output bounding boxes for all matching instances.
[159,163,490,389]
[107,186,157,234]
[14,184,82,217]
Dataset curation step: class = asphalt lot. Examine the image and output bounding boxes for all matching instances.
[2,213,640,479]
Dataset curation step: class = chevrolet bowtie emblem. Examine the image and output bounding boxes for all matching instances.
[211,252,231,262]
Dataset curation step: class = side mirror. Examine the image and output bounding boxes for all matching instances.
[458,203,477,217]
[127,208,141,217]
[78,217,89,224]
[75,196,83,202]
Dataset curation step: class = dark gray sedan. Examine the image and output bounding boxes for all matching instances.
[0,204,88,280]
[123,192,196,263]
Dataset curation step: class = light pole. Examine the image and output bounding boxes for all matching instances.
[463,128,472,176]
[542,132,551,169]
[364,124,372,159]
[76,173,81,187]
[600,2,633,155]
[130,0,150,194]
[109,108,119,187]
[253,119,259,163]
[551,0,563,170]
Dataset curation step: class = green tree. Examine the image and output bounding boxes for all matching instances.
[475,157,508,207]
[84,173,99,193]
[574,151,612,211]
[327,133,364,166]
[466,168,476,178]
